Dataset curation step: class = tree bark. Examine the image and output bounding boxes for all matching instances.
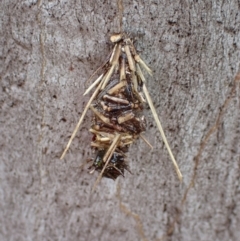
[1,0,239,241]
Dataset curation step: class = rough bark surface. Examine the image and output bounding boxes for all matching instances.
[1,1,240,241]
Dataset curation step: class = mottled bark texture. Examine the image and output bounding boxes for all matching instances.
[1,0,240,241]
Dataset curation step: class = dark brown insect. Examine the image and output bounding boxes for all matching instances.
[88,150,131,180]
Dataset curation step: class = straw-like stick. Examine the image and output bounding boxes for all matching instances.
[142,83,182,181]
[60,82,103,160]
[140,134,153,150]
[135,63,182,181]
[84,74,103,96]
[92,133,121,191]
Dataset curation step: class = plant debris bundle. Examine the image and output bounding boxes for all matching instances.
[60,33,182,189]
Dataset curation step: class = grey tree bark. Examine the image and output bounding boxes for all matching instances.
[1,0,240,241]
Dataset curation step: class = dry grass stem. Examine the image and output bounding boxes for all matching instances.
[143,84,182,181]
